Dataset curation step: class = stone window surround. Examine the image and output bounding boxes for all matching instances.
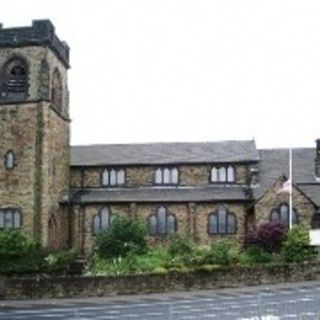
[4,150,16,170]
[0,208,22,229]
[51,68,63,113]
[269,203,299,227]
[210,165,236,184]
[101,168,126,187]
[154,167,179,185]
[92,206,113,235]
[0,55,29,99]
[208,205,237,235]
[148,205,177,236]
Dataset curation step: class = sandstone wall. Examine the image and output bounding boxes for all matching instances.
[70,164,249,188]
[255,184,315,227]
[0,103,38,236]
[0,46,70,247]
[2,263,320,299]
[70,202,247,255]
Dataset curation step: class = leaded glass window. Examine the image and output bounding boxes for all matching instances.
[92,207,113,235]
[154,168,179,185]
[269,203,298,227]
[211,165,235,183]
[102,168,126,187]
[4,150,15,170]
[208,206,236,235]
[149,206,177,236]
[0,209,22,229]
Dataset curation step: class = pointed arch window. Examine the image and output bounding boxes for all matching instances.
[269,203,298,227]
[154,167,179,185]
[0,209,22,229]
[92,207,113,235]
[208,206,236,235]
[1,58,28,99]
[148,206,177,236]
[4,150,15,170]
[211,165,235,183]
[102,168,126,187]
[51,69,63,112]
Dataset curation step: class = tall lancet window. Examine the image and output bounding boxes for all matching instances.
[4,150,15,170]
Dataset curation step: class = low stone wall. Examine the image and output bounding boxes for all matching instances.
[1,263,320,300]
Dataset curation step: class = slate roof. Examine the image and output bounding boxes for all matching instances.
[66,143,320,206]
[255,148,320,205]
[66,185,250,204]
[70,140,259,166]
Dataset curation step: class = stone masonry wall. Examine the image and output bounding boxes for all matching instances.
[40,103,70,247]
[2,263,320,299]
[255,184,315,228]
[0,46,46,101]
[71,202,247,255]
[39,46,70,247]
[0,46,69,118]
[0,103,38,236]
[195,203,247,245]
[0,46,70,246]
[70,164,249,188]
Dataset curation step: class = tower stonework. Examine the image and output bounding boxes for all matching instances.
[0,20,70,248]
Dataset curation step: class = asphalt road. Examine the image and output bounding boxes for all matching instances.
[1,281,320,319]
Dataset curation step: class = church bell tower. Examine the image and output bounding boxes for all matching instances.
[0,20,70,248]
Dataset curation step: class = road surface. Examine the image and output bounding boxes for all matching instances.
[1,281,320,319]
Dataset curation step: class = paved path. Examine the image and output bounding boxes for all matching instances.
[1,281,320,319]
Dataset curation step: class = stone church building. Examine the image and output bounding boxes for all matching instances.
[0,20,319,254]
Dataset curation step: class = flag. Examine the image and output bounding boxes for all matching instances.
[277,179,291,194]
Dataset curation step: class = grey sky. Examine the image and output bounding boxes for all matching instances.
[2,0,320,148]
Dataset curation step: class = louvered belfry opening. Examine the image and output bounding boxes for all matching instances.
[1,58,29,99]
[8,64,27,93]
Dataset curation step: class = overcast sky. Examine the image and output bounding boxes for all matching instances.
[2,0,320,149]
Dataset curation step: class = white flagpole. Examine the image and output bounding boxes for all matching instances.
[289,148,293,230]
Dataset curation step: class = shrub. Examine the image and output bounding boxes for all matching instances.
[281,225,317,263]
[0,230,79,275]
[249,223,286,253]
[202,239,240,267]
[96,215,148,259]
[133,250,171,273]
[168,233,195,256]
[241,245,273,265]
[44,250,77,274]
[0,230,39,258]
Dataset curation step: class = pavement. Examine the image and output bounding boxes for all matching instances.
[1,281,320,319]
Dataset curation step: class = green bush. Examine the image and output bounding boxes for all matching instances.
[202,240,240,267]
[132,250,171,273]
[281,225,317,263]
[44,250,77,274]
[241,245,273,265]
[96,215,148,259]
[168,233,196,256]
[0,230,44,274]
[0,230,39,258]
[0,230,78,275]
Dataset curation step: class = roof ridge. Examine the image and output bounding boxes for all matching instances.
[71,139,255,148]
[259,147,314,152]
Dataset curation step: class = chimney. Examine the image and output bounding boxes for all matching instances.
[315,139,320,177]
